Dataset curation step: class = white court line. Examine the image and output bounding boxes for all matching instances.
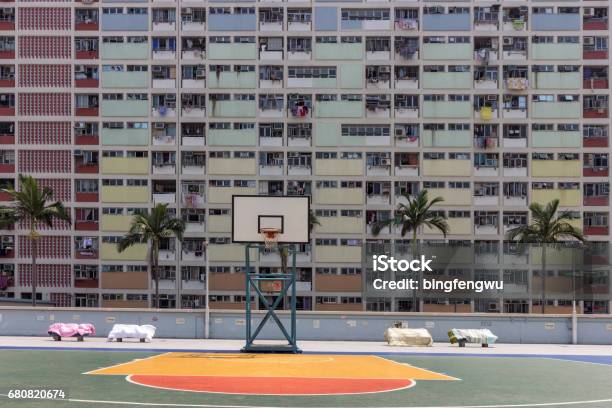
[51,397,612,408]
[82,353,171,375]
[126,374,416,396]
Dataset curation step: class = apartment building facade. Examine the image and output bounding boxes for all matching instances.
[0,0,610,313]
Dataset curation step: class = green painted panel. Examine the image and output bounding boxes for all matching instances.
[101,72,148,89]
[210,101,257,118]
[533,72,581,89]
[208,129,257,146]
[101,128,149,146]
[315,43,364,60]
[422,101,471,118]
[208,43,257,60]
[339,64,363,89]
[422,130,472,147]
[100,43,149,60]
[532,43,581,60]
[532,131,581,148]
[315,122,339,146]
[422,72,471,89]
[315,101,363,118]
[101,100,149,117]
[422,43,472,60]
[531,102,581,119]
[208,72,257,89]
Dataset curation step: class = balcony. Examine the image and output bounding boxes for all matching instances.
[422,72,471,89]
[100,42,148,60]
[533,72,581,89]
[584,165,608,178]
[532,43,581,60]
[101,242,147,261]
[532,160,581,178]
[101,100,148,117]
[423,13,470,31]
[422,159,471,177]
[315,158,363,176]
[209,100,257,118]
[208,127,257,146]
[532,131,581,148]
[422,101,471,119]
[101,157,148,175]
[422,129,471,148]
[101,127,148,146]
[531,101,581,119]
[208,43,257,60]
[315,186,363,205]
[208,71,257,89]
[422,43,471,60]
[315,42,364,60]
[315,101,363,118]
[208,157,257,175]
[101,70,148,89]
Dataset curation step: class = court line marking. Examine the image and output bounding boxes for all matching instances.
[372,355,461,381]
[17,396,612,408]
[82,353,172,375]
[126,374,417,396]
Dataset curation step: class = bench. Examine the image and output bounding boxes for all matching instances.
[107,324,156,343]
[448,328,498,347]
[48,323,95,342]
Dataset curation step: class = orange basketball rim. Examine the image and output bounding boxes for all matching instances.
[85,352,458,395]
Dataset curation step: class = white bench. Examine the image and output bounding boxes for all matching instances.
[107,324,156,343]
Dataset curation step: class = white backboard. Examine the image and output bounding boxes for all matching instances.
[232,195,310,244]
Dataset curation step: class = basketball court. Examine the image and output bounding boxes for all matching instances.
[2,340,612,407]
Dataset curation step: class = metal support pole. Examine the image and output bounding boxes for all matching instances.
[291,245,297,351]
[204,241,210,339]
[571,300,578,345]
[245,245,252,347]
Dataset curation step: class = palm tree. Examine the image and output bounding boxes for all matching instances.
[0,175,70,306]
[118,203,185,307]
[371,190,449,312]
[506,199,584,313]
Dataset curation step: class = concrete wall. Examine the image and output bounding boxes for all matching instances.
[1,307,612,344]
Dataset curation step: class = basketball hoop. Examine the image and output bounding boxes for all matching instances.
[260,228,280,250]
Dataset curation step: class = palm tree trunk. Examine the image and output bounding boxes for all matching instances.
[31,234,37,307]
[541,244,547,314]
[150,242,159,308]
[411,229,419,312]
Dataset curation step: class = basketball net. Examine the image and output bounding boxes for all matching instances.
[260,228,280,250]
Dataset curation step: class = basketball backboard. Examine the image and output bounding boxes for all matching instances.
[232,195,310,244]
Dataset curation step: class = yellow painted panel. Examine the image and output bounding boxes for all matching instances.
[532,161,581,178]
[101,157,149,175]
[208,215,231,233]
[101,215,133,232]
[207,187,257,204]
[316,188,363,205]
[428,188,471,206]
[208,158,257,175]
[531,189,581,207]
[101,186,149,203]
[315,216,363,234]
[316,246,362,263]
[209,245,258,262]
[101,242,147,261]
[315,159,363,176]
[422,160,471,177]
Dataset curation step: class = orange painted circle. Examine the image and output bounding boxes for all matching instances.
[129,375,415,395]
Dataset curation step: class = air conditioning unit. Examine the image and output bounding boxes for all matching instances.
[74,122,85,129]
[154,123,165,129]
[75,65,85,73]
[152,66,163,72]
[503,38,513,46]
[486,95,497,101]
[184,8,192,14]
[584,8,595,17]
[379,66,391,73]
[488,303,499,311]
[381,158,391,166]
[195,69,205,78]
[166,94,176,100]
[395,128,406,137]
[199,273,205,282]
[74,150,84,156]
[584,37,595,46]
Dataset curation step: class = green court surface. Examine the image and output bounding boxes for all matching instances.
[1,349,612,408]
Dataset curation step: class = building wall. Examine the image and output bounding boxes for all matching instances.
[0,1,610,313]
